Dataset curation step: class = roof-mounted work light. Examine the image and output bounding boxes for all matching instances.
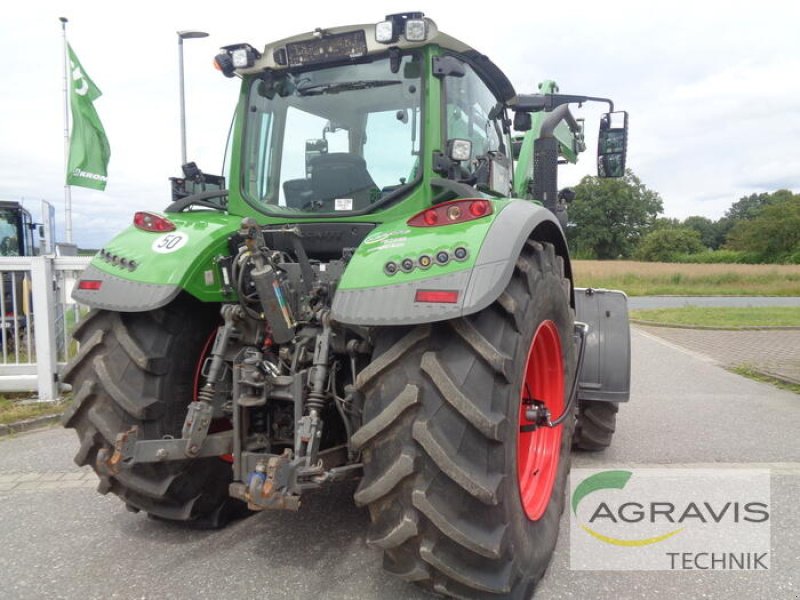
[375,12,428,44]
[214,43,261,77]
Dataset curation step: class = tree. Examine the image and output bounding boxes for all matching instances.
[718,189,795,243]
[651,217,681,231]
[635,227,705,262]
[683,216,724,249]
[726,193,800,262]
[724,192,773,222]
[567,170,663,259]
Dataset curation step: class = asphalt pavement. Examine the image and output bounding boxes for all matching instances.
[1,329,799,599]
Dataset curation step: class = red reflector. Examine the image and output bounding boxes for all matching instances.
[414,289,459,304]
[423,209,439,226]
[78,280,103,291]
[408,199,493,227]
[134,211,176,232]
[469,199,490,217]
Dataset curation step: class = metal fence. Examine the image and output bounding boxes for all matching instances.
[0,256,91,400]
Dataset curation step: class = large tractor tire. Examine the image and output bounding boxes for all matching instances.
[62,296,244,528]
[573,400,618,451]
[353,241,576,599]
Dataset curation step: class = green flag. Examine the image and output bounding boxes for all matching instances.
[66,44,110,191]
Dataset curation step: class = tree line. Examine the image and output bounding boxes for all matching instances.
[565,171,800,263]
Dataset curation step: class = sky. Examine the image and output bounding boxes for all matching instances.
[2,1,799,249]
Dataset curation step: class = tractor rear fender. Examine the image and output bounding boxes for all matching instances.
[574,287,631,402]
[72,212,242,311]
[331,200,573,326]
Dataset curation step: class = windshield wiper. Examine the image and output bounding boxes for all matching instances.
[296,80,401,96]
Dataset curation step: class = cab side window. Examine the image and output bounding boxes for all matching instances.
[444,63,504,168]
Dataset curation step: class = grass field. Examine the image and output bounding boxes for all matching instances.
[572,260,800,296]
[630,306,800,328]
[0,397,64,426]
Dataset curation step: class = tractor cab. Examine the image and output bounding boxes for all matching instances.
[0,201,35,257]
[200,12,627,222]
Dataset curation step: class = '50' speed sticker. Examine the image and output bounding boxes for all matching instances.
[151,232,189,254]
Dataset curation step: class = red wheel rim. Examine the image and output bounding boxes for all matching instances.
[517,320,564,521]
[192,328,217,401]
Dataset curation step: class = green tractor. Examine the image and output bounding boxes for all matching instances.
[64,12,630,598]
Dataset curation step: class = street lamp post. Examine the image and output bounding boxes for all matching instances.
[177,30,209,166]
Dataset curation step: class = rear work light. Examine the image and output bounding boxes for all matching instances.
[78,280,102,291]
[408,199,493,227]
[414,289,459,304]
[134,212,176,232]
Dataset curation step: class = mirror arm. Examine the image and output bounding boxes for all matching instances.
[510,94,614,114]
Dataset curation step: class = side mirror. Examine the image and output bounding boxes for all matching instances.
[597,111,628,178]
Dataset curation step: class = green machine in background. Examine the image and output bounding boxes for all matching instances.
[66,13,630,599]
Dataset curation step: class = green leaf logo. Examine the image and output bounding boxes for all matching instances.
[572,470,684,547]
[572,470,632,515]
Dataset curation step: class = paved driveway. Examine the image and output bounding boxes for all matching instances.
[636,325,800,384]
[1,329,798,599]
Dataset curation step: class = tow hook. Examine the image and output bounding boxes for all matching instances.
[96,427,138,476]
[233,449,302,511]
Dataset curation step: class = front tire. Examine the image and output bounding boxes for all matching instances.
[62,296,244,527]
[353,241,576,598]
[573,400,619,450]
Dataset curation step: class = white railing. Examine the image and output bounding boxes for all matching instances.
[0,256,91,400]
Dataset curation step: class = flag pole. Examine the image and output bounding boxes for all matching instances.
[59,16,73,244]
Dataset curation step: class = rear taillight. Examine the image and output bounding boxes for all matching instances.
[407,199,493,227]
[414,289,460,304]
[134,211,176,232]
[78,280,102,291]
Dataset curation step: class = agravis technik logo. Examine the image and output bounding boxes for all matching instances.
[569,468,771,571]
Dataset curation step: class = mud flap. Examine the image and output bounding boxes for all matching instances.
[574,287,631,402]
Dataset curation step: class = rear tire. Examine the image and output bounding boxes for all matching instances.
[62,296,245,528]
[573,400,619,451]
[353,241,576,598]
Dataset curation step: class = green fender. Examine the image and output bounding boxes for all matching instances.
[72,212,242,311]
[331,199,571,326]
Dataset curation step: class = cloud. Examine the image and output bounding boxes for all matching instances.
[1,0,799,246]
